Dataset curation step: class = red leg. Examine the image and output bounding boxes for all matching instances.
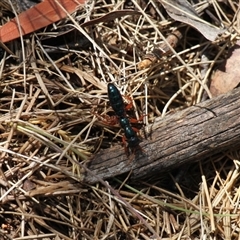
[92,108,119,126]
[129,114,145,124]
[124,95,133,111]
[122,136,130,156]
[122,134,144,160]
[103,115,119,125]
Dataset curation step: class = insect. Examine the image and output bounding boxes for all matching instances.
[107,83,142,157]
[137,30,182,70]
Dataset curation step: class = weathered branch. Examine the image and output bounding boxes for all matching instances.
[84,87,240,183]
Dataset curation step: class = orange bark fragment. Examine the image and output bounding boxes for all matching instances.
[0,0,87,43]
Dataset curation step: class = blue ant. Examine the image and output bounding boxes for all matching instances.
[107,83,142,157]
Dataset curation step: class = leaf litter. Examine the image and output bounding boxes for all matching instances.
[210,40,240,97]
[0,0,240,239]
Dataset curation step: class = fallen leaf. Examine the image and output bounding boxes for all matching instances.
[159,0,225,41]
[210,41,240,97]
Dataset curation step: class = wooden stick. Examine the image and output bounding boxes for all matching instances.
[84,87,240,183]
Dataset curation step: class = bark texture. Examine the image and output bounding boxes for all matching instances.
[84,87,240,183]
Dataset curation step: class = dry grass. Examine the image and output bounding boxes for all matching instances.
[0,0,240,239]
